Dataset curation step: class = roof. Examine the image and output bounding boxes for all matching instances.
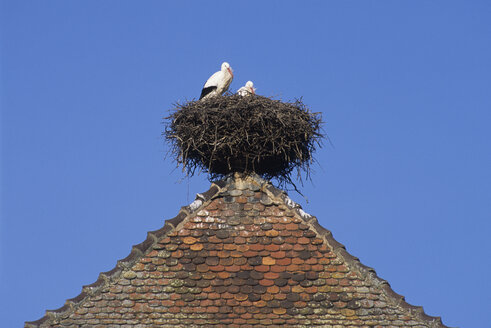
[26,173,449,327]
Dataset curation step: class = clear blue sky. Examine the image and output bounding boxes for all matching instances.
[1,1,490,327]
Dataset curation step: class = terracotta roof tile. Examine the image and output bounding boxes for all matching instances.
[25,174,450,327]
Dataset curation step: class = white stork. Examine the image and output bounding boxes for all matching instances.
[237,81,256,96]
[199,62,234,100]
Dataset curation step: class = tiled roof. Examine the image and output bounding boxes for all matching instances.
[26,174,449,327]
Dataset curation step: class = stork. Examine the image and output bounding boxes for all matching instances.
[199,62,234,100]
[237,81,256,96]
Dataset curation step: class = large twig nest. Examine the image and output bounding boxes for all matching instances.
[164,94,323,186]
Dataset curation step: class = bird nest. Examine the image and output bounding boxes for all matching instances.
[164,94,323,187]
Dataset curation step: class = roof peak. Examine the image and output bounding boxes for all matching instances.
[26,176,449,327]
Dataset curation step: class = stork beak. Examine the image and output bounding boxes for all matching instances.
[227,67,233,77]
[251,88,255,95]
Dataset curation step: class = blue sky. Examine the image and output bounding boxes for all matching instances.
[1,1,490,327]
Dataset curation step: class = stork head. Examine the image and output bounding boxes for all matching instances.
[222,62,234,77]
[246,81,255,94]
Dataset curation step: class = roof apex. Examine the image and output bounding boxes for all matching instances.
[26,174,450,327]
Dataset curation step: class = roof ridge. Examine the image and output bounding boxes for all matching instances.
[25,181,224,327]
[262,181,451,328]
